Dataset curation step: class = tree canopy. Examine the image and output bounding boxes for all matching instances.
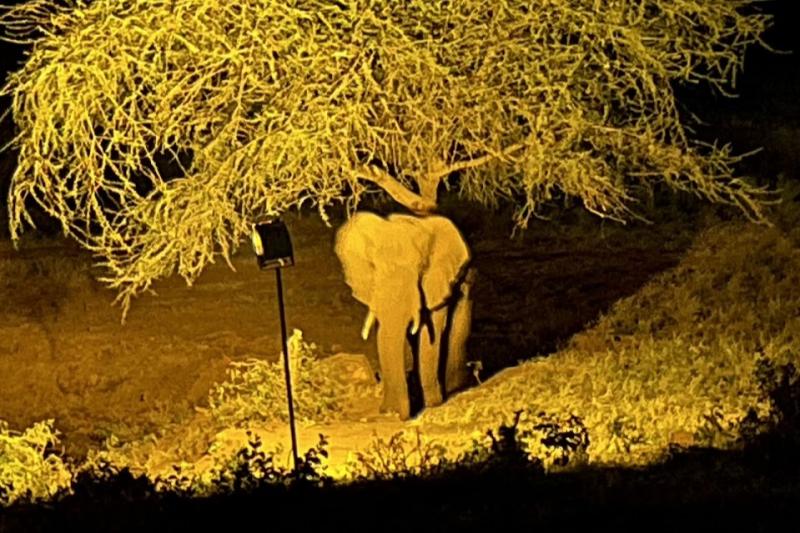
[0,0,773,315]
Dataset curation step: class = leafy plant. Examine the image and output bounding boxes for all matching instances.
[201,431,287,494]
[742,356,800,448]
[529,412,590,469]
[71,458,156,504]
[154,431,331,496]
[466,410,589,471]
[347,430,450,480]
[208,329,346,427]
[0,419,72,506]
[348,410,588,480]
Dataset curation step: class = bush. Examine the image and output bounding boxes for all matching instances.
[207,329,346,427]
[347,410,588,481]
[738,357,800,456]
[0,419,72,506]
[153,431,332,497]
[346,430,450,480]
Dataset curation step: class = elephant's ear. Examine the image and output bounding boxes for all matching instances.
[419,216,471,310]
[333,212,384,308]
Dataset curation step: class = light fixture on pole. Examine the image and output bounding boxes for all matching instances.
[250,218,299,472]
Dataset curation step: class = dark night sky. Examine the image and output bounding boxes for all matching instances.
[691,0,800,118]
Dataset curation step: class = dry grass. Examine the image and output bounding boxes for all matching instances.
[421,219,800,465]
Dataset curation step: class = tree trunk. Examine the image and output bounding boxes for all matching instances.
[417,176,439,207]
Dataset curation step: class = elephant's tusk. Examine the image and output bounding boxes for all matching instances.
[410,314,420,335]
[361,309,376,340]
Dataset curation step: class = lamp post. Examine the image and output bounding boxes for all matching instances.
[250,219,299,473]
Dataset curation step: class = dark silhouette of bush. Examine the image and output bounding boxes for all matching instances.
[1,402,797,532]
[2,359,799,533]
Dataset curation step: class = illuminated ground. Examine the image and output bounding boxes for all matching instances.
[0,208,693,466]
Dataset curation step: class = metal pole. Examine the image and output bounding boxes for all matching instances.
[275,268,300,473]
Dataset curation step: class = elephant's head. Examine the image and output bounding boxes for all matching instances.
[334,212,471,338]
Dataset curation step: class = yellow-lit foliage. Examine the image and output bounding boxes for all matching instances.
[347,413,590,479]
[208,329,348,426]
[0,0,773,314]
[421,221,800,465]
[15,219,795,484]
[0,419,72,506]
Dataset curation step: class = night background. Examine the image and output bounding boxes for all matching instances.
[0,1,799,531]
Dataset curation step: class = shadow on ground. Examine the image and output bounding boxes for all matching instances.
[445,202,697,379]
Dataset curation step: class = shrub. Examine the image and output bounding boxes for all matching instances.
[346,430,450,480]
[208,329,346,427]
[0,419,72,506]
[154,431,331,497]
[347,411,588,480]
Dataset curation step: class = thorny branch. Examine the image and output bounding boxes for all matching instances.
[0,0,775,317]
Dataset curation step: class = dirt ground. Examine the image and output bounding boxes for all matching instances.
[0,206,695,460]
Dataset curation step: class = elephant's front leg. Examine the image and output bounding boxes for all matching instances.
[376,315,411,419]
[418,307,447,408]
[445,267,476,395]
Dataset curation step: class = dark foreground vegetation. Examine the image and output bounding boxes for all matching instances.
[1,361,797,533]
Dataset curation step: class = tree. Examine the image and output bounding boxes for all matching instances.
[0,0,774,316]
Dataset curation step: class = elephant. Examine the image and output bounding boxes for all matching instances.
[334,211,476,419]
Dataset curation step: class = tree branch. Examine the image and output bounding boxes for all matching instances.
[428,143,526,182]
[356,143,526,211]
[356,164,437,214]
